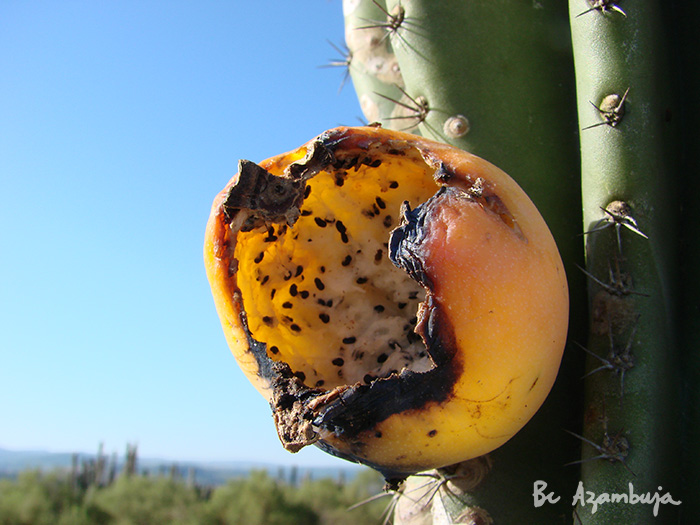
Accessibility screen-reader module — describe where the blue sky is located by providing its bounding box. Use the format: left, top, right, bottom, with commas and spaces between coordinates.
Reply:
0, 1, 364, 468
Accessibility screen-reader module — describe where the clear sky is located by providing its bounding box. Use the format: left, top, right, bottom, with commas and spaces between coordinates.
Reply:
0, 1, 365, 468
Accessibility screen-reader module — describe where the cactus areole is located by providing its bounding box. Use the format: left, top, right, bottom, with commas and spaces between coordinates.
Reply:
204, 126, 568, 484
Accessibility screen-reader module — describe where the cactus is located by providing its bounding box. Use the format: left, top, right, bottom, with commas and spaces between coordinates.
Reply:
568, 1, 682, 522
336, 0, 694, 522
343, 0, 420, 131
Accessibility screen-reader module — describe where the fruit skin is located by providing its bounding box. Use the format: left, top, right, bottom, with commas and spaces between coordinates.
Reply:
204, 126, 568, 483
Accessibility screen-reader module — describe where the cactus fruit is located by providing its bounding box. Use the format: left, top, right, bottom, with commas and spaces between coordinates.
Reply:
204, 126, 568, 485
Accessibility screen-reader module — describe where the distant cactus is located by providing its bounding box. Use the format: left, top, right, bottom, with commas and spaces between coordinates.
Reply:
124, 443, 138, 478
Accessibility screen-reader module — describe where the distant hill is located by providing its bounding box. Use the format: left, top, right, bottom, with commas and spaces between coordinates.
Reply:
0, 447, 362, 486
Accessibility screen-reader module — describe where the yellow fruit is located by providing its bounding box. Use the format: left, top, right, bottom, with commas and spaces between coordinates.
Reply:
204, 126, 568, 484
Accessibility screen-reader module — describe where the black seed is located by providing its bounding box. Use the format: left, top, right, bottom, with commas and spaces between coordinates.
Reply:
383, 215, 393, 228
341, 232, 349, 244
375, 196, 386, 209
270, 289, 276, 299
294, 371, 306, 382
289, 284, 298, 296
410, 316, 418, 325
356, 277, 368, 284
269, 345, 279, 354
364, 374, 374, 384
326, 299, 333, 307
389, 181, 399, 189
363, 208, 376, 218
317, 298, 326, 306
342, 255, 352, 266
334, 176, 345, 187
290, 323, 302, 332
314, 217, 327, 228
264, 227, 278, 242
282, 301, 293, 309
320, 266, 325, 273
407, 331, 421, 343
332, 357, 344, 366
295, 265, 303, 277
374, 249, 383, 262
343, 336, 357, 344
300, 290, 309, 299
398, 302, 407, 309
314, 278, 325, 290
408, 291, 419, 299
335, 221, 347, 234
254, 252, 264, 263
374, 305, 385, 313
263, 316, 274, 326
375, 431, 383, 438
283, 271, 292, 281
304, 185, 311, 198
319, 313, 330, 323
315, 379, 325, 387
300, 209, 312, 216
428, 430, 438, 437
261, 275, 270, 285
369, 158, 382, 167
377, 353, 388, 363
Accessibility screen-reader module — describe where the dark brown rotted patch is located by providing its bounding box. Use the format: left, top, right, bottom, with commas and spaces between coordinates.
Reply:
310, 299, 461, 440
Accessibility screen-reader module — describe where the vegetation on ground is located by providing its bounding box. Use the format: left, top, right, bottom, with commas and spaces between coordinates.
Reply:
0, 465, 386, 525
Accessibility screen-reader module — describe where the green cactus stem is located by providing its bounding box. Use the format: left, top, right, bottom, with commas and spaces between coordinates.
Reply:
350, 1, 587, 522
382, 0, 582, 252
342, 0, 419, 131
568, 0, 682, 522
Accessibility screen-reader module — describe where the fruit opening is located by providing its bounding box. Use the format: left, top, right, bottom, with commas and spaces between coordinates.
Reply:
233, 150, 440, 390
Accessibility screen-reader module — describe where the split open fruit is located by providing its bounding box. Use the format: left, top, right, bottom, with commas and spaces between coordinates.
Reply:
204, 126, 568, 484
